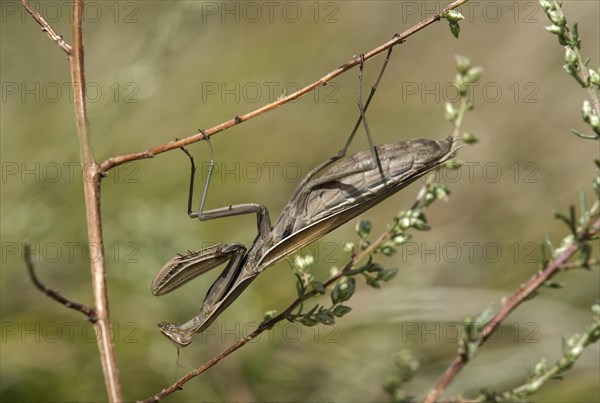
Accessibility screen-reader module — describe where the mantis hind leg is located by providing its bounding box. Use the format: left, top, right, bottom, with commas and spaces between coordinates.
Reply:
337, 41, 396, 164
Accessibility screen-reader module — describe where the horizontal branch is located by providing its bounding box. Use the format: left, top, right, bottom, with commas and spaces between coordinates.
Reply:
100, 0, 469, 173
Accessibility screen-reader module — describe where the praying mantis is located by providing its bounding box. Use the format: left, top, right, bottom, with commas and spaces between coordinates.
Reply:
151, 49, 458, 348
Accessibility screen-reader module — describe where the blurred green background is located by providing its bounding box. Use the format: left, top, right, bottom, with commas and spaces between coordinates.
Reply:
1, 1, 599, 401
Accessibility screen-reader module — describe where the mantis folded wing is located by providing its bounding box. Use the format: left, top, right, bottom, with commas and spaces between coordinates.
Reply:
152, 136, 456, 347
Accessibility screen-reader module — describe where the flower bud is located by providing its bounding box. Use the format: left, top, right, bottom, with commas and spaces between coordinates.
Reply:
539, 0, 552, 12
455, 54, 471, 75
564, 47, 578, 64
444, 10, 464, 22
464, 67, 483, 83
548, 10, 566, 26
544, 24, 563, 35
589, 68, 600, 87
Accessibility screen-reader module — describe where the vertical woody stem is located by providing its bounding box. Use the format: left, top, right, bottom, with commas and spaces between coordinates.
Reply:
69, 0, 122, 400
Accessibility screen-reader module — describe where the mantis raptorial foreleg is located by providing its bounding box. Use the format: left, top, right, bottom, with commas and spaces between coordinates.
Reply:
152, 243, 246, 296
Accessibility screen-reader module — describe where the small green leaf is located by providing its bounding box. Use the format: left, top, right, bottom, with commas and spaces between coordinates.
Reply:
448, 21, 460, 39
366, 262, 384, 273
365, 275, 381, 289
378, 268, 399, 282
316, 310, 335, 325
298, 316, 318, 327
463, 316, 477, 341
310, 280, 326, 294
292, 303, 304, 316
572, 23, 581, 49
332, 305, 352, 317
572, 128, 600, 139
306, 304, 319, 316
356, 219, 372, 238
412, 219, 431, 231
474, 305, 496, 329
294, 273, 305, 297
578, 243, 592, 268
331, 278, 356, 304
344, 261, 374, 276
462, 132, 479, 144
467, 341, 479, 360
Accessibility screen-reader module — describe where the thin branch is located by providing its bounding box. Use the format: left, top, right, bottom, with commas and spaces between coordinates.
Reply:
24, 243, 96, 321
100, 0, 470, 173
68, 0, 122, 401
21, 0, 121, 398
20, 0, 72, 55
424, 217, 600, 403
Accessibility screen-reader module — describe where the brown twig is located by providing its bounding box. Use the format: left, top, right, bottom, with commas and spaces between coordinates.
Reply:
68, 1, 122, 401
100, 0, 470, 173
20, 0, 72, 55
424, 217, 600, 403
24, 243, 96, 321
21, 0, 122, 399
